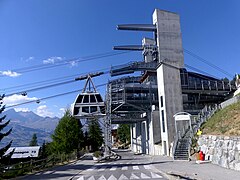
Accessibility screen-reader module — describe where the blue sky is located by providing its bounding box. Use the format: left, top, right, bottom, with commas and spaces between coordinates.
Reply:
0, 0, 240, 117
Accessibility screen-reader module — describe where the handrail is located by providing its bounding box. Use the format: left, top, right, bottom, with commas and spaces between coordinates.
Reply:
173, 104, 220, 160
172, 135, 178, 160
192, 104, 220, 136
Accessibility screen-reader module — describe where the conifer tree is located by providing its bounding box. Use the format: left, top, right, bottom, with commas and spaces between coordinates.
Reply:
40, 141, 47, 159
88, 119, 103, 152
29, 133, 38, 146
83, 131, 89, 148
117, 124, 131, 144
0, 94, 14, 165
51, 109, 84, 154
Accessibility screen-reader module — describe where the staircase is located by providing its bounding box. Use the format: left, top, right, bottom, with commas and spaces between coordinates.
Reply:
173, 105, 220, 161
174, 138, 189, 160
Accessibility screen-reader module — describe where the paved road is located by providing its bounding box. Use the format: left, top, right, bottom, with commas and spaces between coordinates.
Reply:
22, 150, 167, 180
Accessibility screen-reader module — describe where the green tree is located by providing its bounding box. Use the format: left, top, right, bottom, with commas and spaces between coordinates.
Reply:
0, 94, 14, 165
40, 141, 47, 159
117, 124, 131, 144
88, 119, 103, 152
29, 133, 38, 146
221, 77, 229, 83
51, 110, 84, 154
83, 131, 89, 148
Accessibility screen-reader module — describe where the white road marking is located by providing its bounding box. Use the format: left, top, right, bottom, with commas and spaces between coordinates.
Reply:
151, 172, 163, 178
98, 167, 106, 171
132, 166, 139, 170
121, 166, 128, 170
109, 167, 117, 171
143, 165, 152, 170
87, 176, 95, 180
108, 175, 117, 180
86, 167, 96, 171
98, 175, 107, 180
118, 174, 128, 180
140, 173, 150, 179
130, 173, 140, 179
77, 176, 84, 180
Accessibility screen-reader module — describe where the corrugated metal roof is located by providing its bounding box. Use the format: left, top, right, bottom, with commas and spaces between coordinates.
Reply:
4, 146, 41, 159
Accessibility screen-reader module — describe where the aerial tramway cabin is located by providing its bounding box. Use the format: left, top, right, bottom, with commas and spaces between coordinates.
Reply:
73, 73, 105, 119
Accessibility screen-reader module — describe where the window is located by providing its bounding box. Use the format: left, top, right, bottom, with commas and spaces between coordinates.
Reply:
76, 95, 83, 103
83, 95, 89, 103
90, 106, 97, 113
74, 107, 79, 115
160, 96, 163, 107
90, 95, 96, 103
161, 110, 165, 132
96, 94, 103, 102
82, 107, 89, 113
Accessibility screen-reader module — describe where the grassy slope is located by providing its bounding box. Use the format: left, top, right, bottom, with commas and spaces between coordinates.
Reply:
201, 100, 240, 136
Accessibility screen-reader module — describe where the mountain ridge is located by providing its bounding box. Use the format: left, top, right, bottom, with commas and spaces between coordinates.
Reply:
1, 109, 60, 147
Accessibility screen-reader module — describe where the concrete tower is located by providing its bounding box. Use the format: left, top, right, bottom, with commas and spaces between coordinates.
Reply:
153, 9, 184, 155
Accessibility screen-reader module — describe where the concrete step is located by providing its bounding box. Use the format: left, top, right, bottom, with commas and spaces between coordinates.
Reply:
175, 148, 188, 150
177, 148, 188, 150
174, 154, 189, 158
174, 155, 188, 158
174, 157, 189, 160
174, 152, 188, 154
174, 152, 188, 155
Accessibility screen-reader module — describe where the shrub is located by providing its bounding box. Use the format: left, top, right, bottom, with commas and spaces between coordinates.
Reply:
93, 151, 101, 158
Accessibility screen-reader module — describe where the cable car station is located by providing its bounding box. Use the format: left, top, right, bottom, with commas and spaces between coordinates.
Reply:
73, 9, 236, 160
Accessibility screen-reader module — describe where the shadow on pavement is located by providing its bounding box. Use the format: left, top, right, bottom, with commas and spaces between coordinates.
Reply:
18, 163, 93, 179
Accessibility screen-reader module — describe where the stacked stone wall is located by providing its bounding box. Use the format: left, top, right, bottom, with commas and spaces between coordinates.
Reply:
198, 135, 240, 171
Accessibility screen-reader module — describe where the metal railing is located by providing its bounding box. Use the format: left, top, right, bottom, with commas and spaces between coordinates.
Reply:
192, 104, 220, 135
173, 104, 220, 160
172, 135, 178, 159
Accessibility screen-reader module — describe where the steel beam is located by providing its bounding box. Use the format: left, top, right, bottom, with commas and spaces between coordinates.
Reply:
117, 24, 156, 32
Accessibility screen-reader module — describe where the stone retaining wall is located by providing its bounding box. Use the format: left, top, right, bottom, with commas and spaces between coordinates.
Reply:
198, 135, 240, 171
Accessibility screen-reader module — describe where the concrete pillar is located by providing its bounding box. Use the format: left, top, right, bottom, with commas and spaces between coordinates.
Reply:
130, 124, 133, 151
131, 123, 137, 152
131, 122, 143, 154
153, 9, 184, 156
148, 111, 154, 155
141, 121, 147, 154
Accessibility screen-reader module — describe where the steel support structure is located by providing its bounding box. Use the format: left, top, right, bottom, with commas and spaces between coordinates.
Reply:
104, 83, 112, 151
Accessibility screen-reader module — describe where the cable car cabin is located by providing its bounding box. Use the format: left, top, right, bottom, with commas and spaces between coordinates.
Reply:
73, 92, 105, 118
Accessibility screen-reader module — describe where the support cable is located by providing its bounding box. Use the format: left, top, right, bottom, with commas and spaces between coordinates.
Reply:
184, 49, 233, 78
184, 64, 219, 79
1, 68, 110, 93
0, 51, 130, 77
5, 83, 107, 109
4, 70, 109, 97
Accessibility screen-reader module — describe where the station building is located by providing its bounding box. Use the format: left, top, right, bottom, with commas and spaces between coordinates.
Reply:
106, 9, 235, 156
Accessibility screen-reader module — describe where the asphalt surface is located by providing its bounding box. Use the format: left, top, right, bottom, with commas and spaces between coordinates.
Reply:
21, 150, 167, 180
150, 155, 240, 180
19, 150, 240, 180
